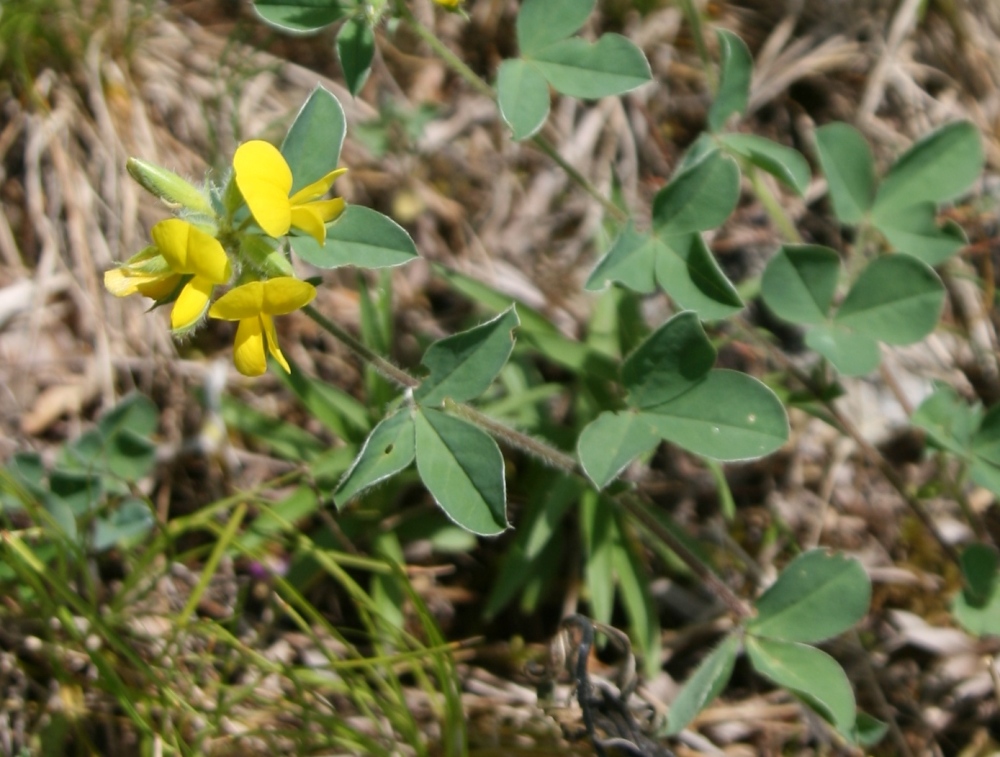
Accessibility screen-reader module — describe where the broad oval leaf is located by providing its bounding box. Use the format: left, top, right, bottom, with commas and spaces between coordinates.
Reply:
971, 404, 1000, 498
813, 122, 876, 224
873, 120, 984, 215
585, 223, 658, 294
414, 408, 508, 536
99, 392, 159, 438
834, 255, 945, 345
665, 634, 740, 734
642, 369, 789, 461
577, 411, 660, 489
497, 59, 550, 141
654, 233, 744, 320
50, 470, 103, 516
291, 205, 418, 268
745, 636, 857, 735
873, 201, 967, 266
952, 544, 1000, 637
708, 29, 752, 132
435, 264, 618, 381
335, 411, 416, 506
761, 245, 840, 325
516, 0, 594, 57
804, 324, 880, 377
911, 384, 980, 457
960, 543, 999, 604
337, 18, 375, 97
281, 85, 346, 193
652, 150, 741, 236
719, 133, 811, 196
93, 498, 155, 552
531, 35, 652, 99
749, 549, 871, 643
253, 0, 349, 33
623, 312, 716, 410
973, 403, 1000, 470
415, 307, 520, 406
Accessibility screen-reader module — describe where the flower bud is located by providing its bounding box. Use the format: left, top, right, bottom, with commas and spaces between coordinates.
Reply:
241, 234, 295, 278
127, 158, 214, 216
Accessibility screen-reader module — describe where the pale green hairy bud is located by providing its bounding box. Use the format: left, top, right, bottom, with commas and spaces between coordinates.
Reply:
127, 158, 214, 216
240, 234, 295, 278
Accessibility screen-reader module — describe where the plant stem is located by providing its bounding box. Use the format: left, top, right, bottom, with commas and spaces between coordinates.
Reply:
734, 319, 962, 565
305, 304, 750, 621
748, 168, 802, 243
444, 399, 579, 472
621, 493, 752, 619
303, 305, 418, 390
676, 0, 713, 92
393, 1, 495, 100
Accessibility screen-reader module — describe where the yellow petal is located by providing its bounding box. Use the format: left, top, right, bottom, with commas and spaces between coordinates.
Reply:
151, 220, 230, 283
261, 277, 317, 315
234, 140, 294, 238
151, 218, 194, 270
232, 316, 267, 376
171, 276, 214, 330
288, 167, 347, 205
308, 198, 346, 224
136, 274, 183, 301
209, 281, 265, 321
261, 314, 290, 373
104, 267, 149, 297
104, 266, 181, 299
289, 205, 328, 245
185, 228, 232, 284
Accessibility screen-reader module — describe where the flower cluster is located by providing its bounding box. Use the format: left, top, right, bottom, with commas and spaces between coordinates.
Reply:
106, 141, 346, 376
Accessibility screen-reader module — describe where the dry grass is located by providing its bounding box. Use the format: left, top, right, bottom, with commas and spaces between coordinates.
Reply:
2, 0, 1000, 754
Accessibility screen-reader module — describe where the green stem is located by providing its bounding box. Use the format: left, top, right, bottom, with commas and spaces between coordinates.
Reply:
305, 304, 750, 620
748, 167, 802, 243
303, 305, 418, 390
530, 136, 629, 223
393, 1, 495, 101
677, 0, 713, 91
733, 318, 961, 565
444, 399, 579, 473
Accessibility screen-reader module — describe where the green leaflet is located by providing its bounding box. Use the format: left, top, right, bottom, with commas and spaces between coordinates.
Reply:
291, 206, 419, 269
416, 307, 520, 406
414, 408, 508, 536
281, 85, 346, 193
708, 29, 752, 132
746, 636, 857, 736
665, 634, 739, 734
335, 411, 416, 506
749, 550, 871, 643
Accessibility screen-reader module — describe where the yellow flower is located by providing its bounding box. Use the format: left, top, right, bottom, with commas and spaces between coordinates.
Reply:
151, 219, 233, 331
433, 0, 461, 6
233, 140, 346, 246
105, 220, 232, 331
208, 277, 317, 376
104, 246, 182, 301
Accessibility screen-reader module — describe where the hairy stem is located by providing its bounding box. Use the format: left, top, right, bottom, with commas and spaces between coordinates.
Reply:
303, 305, 419, 390
305, 304, 750, 620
